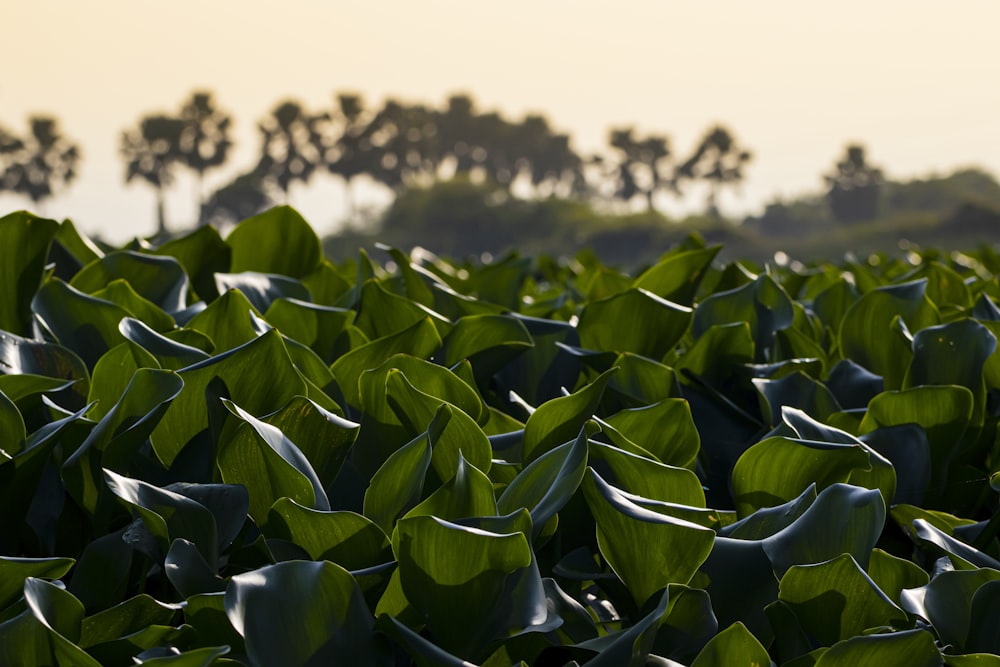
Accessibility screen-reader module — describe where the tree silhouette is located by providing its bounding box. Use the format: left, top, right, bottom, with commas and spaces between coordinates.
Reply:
1, 117, 80, 208
361, 99, 440, 191
0, 125, 24, 193
516, 116, 584, 197
256, 100, 326, 202
177, 92, 233, 223
608, 128, 675, 210
121, 114, 185, 236
825, 144, 883, 223
322, 94, 376, 221
678, 125, 752, 216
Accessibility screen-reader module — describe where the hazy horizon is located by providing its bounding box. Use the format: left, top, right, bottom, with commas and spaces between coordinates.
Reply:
3, 0, 999, 242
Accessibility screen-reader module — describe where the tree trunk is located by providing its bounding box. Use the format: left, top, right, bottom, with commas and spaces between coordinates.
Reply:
156, 189, 167, 237
344, 178, 356, 225
195, 171, 206, 226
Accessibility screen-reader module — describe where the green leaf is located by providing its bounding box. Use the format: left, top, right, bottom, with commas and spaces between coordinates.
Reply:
908, 519, 1000, 570
603, 352, 682, 410
689, 621, 770, 667
578, 289, 692, 360
353, 354, 484, 478
904, 319, 996, 425
911, 568, 1000, 652
119, 317, 211, 370
966, 580, 1000, 654
860, 385, 973, 505
385, 371, 492, 480
675, 322, 755, 385
153, 223, 232, 302
64, 367, 183, 518
522, 367, 617, 463
261, 395, 358, 488
225, 559, 389, 666
839, 280, 939, 388
104, 469, 219, 563
183, 592, 245, 655
355, 279, 452, 340
88, 279, 176, 332
0, 556, 75, 611
70, 250, 190, 313
301, 260, 351, 306
812, 629, 942, 667
582, 468, 715, 607
86, 342, 159, 421
692, 274, 794, 362
330, 316, 442, 409
0, 391, 25, 458
777, 554, 907, 647
164, 537, 225, 597
602, 398, 700, 469
497, 424, 590, 532
215, 271, 312, 314
363, 429, 433, 534
633, 246, 721, 306
442, 314, 534, 384
32, 279, 131, 368
589, 442, 705, 506
53, 218, 102, 269
753, 372, 841, 426
218, 398, 330, 522
266, 498, 391, 569
263, 298, 354, 363
0, 211, 59, 335
79, 594, 181, 647
393, 514, 533, 660
225, 206, 322, 278
402, 451, 498, 522
867, 548, 929, 607
186, 287, 263, 352
151, 329, 306, 466
761, 483, 885, 577
361, 353, 484, 424
22, 578, 102, 667
732, 436, 871, 517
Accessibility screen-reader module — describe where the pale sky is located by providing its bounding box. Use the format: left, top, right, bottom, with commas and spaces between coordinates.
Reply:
2, 0, 998, 243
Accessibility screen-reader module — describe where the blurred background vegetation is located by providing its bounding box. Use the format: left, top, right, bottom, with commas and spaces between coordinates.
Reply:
3, 89, 999, 267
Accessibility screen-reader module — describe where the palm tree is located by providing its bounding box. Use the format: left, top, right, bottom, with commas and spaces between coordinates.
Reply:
1, 117, 80, 209
121, 114, 185, 236
677, 125, 752, 216
177, 91, 233, 223
256, 100, 326, 203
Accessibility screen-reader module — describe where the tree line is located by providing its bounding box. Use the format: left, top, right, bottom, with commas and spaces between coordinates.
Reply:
0, 91, 756, 231
1, 89, 908, 234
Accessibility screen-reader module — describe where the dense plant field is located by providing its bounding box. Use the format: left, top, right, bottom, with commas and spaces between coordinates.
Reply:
2, 206, 1000, 666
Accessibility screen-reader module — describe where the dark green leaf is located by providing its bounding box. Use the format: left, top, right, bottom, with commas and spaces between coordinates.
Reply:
579, 289, 692, 360
0, 211, 59, 336
225, 560, 389, 666
70, 250, 189, 313
582, 468, 715, 607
